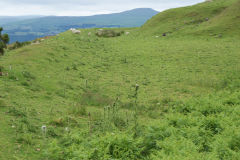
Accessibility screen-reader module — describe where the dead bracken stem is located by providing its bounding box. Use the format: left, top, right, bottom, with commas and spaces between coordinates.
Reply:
126, 111, 129, 127
88, 112, 92, 135
112, 97, 119, 120
85, 79, 88, 88
133, 84, 139, 138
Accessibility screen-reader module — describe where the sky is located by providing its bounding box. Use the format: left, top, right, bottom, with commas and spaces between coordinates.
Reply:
0, 0, 205, 16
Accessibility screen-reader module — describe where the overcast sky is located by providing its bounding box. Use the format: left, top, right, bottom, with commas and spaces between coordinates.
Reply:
0, 0, 204, 16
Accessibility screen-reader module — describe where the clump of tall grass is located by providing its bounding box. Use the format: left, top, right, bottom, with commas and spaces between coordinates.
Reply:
22, 71, 35, 80
0, 65, 4, 72
102, 97, 128, 131
70, 103, 87, 116
8, 107, 27, 117
0, 99, 6, 108
80, 90, 113, 107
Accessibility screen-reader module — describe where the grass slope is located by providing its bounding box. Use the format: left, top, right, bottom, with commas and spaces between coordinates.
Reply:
0, 0, 240, 159
142, 0, 240, 38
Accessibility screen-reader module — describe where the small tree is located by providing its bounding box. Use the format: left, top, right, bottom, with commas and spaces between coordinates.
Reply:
0, 27, 9, 55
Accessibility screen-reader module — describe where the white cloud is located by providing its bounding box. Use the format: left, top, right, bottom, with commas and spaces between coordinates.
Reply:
0, 0, 204, 16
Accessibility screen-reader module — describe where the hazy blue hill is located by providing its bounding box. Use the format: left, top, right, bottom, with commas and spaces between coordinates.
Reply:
0, 15, 44, 25
2, 8, 158, 43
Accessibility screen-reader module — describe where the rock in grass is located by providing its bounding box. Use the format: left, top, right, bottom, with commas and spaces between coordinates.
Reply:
70, 28, 81, 34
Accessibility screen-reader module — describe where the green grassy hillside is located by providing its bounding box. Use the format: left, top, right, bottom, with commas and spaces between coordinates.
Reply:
141, 0, 240, 38
0, 1, 240, 159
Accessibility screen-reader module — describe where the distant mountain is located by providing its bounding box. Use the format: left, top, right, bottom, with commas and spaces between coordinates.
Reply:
0, 15, 44, 25
1, 8, 158, 43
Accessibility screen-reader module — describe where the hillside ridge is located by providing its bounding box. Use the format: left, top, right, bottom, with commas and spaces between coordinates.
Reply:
141, 0, 240, 37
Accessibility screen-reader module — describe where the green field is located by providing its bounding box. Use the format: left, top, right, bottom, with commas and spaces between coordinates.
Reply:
0, 0, 240, 159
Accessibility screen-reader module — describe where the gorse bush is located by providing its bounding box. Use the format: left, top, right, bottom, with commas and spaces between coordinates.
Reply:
8, 41, 31, 50
0, 27, 9, 55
